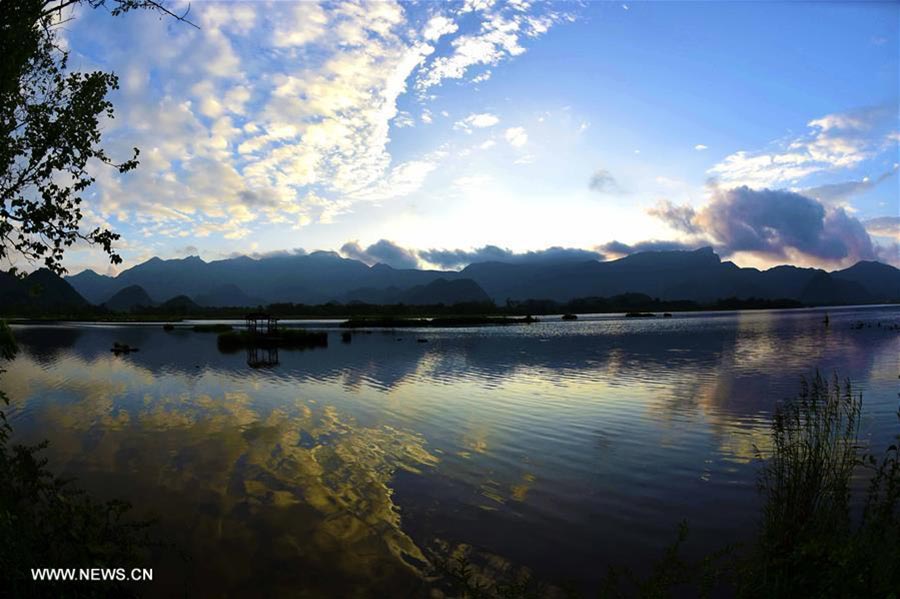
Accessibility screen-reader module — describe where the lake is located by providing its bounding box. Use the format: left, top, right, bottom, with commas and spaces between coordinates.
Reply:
3, 305, 899, 596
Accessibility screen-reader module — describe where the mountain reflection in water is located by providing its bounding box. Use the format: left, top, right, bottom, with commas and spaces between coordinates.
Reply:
3, 306, 899, 596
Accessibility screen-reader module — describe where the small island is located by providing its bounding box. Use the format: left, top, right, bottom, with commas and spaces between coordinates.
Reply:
215, 313, 327, 352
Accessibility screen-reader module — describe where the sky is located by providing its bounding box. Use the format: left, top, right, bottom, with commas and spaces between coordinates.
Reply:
56, 0, 899, 274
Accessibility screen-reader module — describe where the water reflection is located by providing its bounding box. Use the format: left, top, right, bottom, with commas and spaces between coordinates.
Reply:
5, 354, 436, 596
246, 345, 279, 368
3, 306, 899, 595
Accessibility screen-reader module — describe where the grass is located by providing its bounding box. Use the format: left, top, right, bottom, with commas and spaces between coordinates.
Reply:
216, 328, 328, 352
737, 372, 900, 597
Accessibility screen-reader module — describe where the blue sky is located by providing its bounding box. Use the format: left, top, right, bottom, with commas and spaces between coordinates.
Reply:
59, 0, 898, 273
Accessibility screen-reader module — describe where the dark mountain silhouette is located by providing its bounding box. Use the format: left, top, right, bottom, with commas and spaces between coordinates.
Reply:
157, 295, 201, 314
341, 278, 491, 305
103, 285, 155, 312
400, 278, 491, 305
61, 248, 900, 308
65, 268, 120, 304
0, 271, 29, 307
831, 261, 900, 303
798, 272, 873, 306
0, 269, 90, 312
193, 284, 264, 308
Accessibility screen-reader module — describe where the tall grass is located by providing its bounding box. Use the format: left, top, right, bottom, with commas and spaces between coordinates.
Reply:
750, 373, 860, 592
740, 372, 900, 597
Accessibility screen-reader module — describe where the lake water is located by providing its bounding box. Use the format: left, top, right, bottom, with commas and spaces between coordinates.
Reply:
3, 306, 899, 596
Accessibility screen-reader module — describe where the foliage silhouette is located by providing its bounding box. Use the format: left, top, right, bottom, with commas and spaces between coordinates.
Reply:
0, 1, 192, 276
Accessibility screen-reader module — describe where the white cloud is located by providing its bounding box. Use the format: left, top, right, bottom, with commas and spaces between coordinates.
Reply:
416, 2, 574, 91
504, 126, 528, 147
694, 144, 708, 151
865, 217, 900, 241
347, 157, 441, 203
454, 112, 500, 131
56, 0, 579, 271
272, 2, 329, 47
422, 14, 458, 41
709, 105, 898, 188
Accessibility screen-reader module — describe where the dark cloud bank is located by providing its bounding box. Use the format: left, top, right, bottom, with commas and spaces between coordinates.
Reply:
340, 240, 420, 269
419, 246, 605, 269
332, 186, 892, 270
651, 186, 882, 264
339, 241, 605, 270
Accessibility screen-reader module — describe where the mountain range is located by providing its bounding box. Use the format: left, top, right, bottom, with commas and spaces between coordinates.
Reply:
1, 248, 897, 313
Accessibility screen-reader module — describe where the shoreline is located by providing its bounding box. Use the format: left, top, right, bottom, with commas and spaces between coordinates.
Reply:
4, 302, 898, 326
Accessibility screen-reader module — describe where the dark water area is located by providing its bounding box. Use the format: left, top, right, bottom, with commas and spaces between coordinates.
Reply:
3, 306, 899, 596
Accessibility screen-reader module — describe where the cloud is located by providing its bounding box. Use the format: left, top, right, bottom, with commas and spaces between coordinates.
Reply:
271, 2, 328, 47
694, 144, 708, 151
865, 216, 900, 241
504, 127, 528, 147
422, 14, 458, 41
346, 156, 441, 202
648, 186, 881, 265
588, 169, 619, 193
803, 164, 899, 205
454, 112, 500, 131
340, 239, 420, 269
471, 70, 492, 83
229, 248, 309, 260
709, 105, 899, 188
60, 0, 578, 261
698, 187, 876, 263
416, 2, 575, 91
419, 245, 603, 269
875, 242, 900, 266
174, 245, 200, 257
646, 200, 700, 234
600, 240, 699, 257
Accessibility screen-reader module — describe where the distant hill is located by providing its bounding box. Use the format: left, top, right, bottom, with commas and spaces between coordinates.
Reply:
0, 269, 90, 313
798, 272, 873, 306
103, 285, 155, 312
194, 284, 264, 308
158, 295, 201, 314
398, 278, 491, 305
832, 261, 900, 303
0, 271, 29, 307
65, 268, 119, 305
341, 278, 491, 305
61, 248, 900, 309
